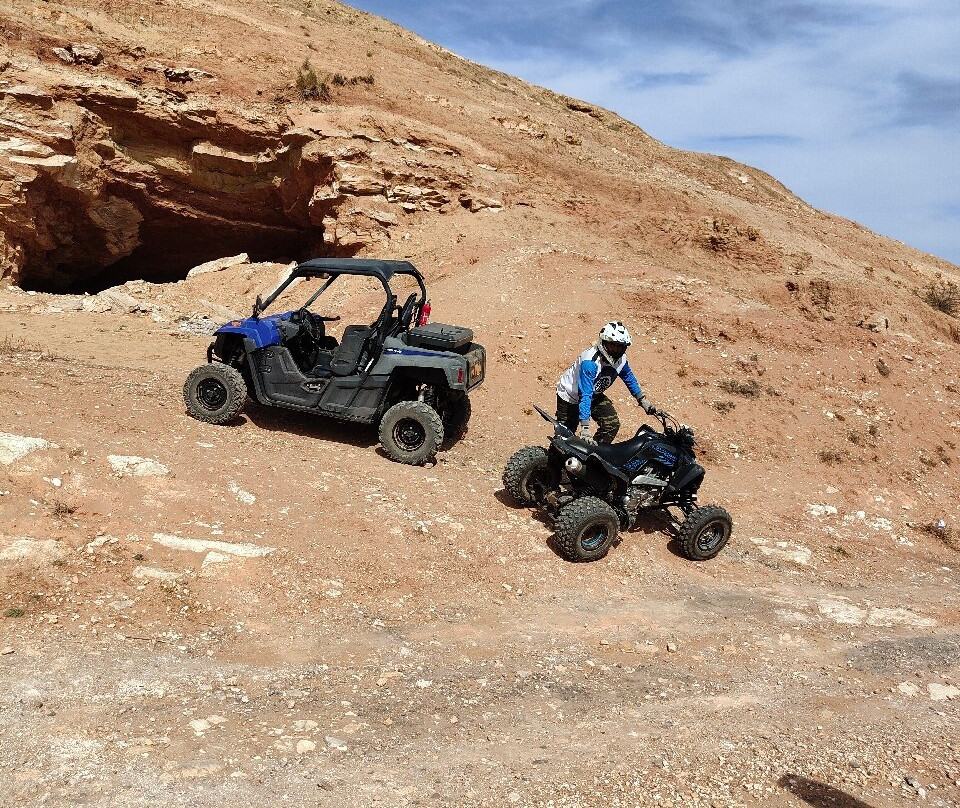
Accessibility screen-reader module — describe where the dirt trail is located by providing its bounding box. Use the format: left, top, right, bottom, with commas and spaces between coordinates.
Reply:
2, 258, 959, 806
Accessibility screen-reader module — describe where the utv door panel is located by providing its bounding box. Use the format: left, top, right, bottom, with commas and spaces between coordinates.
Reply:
255, 347, 323, 408
319, 375, 389, 422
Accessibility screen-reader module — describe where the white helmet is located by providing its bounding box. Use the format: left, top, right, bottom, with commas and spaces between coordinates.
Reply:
598, 321, 632, 346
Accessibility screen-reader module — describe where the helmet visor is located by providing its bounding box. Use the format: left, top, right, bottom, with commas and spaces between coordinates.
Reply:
601, 340, 627, 360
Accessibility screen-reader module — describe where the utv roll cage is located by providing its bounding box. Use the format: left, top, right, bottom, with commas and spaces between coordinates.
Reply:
253, 258, 427, 319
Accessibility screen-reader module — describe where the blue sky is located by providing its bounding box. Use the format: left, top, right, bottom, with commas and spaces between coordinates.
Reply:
345, 1, 960, 266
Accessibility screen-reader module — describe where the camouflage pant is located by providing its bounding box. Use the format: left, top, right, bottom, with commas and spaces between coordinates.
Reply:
556, 394, 621, 444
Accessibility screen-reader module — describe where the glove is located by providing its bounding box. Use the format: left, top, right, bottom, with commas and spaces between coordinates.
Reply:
638, 395, 657, 415
578, 421, 596, 443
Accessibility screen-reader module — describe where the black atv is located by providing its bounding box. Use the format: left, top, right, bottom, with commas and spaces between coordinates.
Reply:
502, 405, 732, 562
183, 258, 485, 465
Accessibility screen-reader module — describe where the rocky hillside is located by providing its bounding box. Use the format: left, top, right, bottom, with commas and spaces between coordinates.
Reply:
1, 2, 959, 807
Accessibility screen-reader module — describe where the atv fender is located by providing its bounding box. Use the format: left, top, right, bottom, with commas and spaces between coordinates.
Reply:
666, 462, 705, 495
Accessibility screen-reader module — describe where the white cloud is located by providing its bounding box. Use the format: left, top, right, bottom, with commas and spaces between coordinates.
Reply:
349, 0, 960, 263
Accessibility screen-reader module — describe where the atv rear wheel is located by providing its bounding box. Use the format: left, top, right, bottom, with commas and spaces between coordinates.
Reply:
184, 363, 247, 425
554, 496, 620, 562
379, 401, 444, 465
502, 446, 558, 506
677, 505, 732, 561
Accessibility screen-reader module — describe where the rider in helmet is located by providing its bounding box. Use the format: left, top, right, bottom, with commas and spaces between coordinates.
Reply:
555, 321, 659, 443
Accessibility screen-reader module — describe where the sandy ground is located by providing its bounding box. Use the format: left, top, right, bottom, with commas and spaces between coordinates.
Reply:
1, 248, 959, 807
1, 0, 959, 805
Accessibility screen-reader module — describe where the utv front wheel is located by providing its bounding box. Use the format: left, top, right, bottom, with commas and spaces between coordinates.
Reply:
677, 505, 732, 561
184, 363, 247, 425
502, 446, 558, 506
555, 496, 620, 562
379, 401, 444, 465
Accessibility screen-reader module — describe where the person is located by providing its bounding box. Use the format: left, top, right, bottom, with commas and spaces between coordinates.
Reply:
555, 321, 659, 443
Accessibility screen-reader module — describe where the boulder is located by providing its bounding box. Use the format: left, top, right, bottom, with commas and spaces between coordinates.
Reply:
186, 253, 250, 278
857, 311, 889, 332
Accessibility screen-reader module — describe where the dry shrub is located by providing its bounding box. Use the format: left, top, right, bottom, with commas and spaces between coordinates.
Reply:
711, 400, 736, 414
876, 358, 891, 377
817, 448, 845, 465
718, 378, 761, 398
295, 59, 330, 101
809, 278, 832, 308
693, 217, 761, 253
920, 520, 959, 552
47, 499, 77, 520
922, 280, 960, 317
0, 335, 27, 355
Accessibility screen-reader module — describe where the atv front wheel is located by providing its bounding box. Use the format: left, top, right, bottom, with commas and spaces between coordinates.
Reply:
677, 505, 732, 561
379, 401, 444, 465
555, 496, 620, 562
502, 446, 558, 506
184, 363, 247, 425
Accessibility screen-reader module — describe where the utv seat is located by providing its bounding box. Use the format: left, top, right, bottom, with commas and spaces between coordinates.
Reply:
310, 349, 335, 376
330, 325, 372, 376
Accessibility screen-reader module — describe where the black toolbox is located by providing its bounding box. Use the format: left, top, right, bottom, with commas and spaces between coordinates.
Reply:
405, 323, 474, 352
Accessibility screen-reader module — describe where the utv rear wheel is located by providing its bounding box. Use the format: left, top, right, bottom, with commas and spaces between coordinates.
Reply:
442, 394, 472, 445
379, 401, 444, 465
677, 505, 732, 561
502, 446, 558, 506
184, 363, 246, 425
555, 496, 620, 562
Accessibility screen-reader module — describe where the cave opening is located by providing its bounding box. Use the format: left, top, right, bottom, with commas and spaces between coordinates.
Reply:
67, 216, 318, 294
19, 214, 328, 295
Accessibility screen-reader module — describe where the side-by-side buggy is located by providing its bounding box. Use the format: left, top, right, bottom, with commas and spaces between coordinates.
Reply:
183, 258, 485, 465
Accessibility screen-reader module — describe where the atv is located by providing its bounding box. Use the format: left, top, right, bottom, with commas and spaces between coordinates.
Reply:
502, 405, 732, 562
183, 258, 485, 465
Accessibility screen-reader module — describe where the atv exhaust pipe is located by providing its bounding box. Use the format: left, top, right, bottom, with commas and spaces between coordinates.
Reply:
565, 456, 584, 476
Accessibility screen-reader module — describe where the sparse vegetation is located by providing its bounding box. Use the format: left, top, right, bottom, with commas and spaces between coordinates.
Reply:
817, 448, 845, 465
0, 335, 28, 355
711, 400, 736, 414
718, 378, 761, 398
876, 358, 891, 377
3, 607, 24, 618
295, 59, 329, 101
787, 251, 813, 272
694, 216, 761, 252
47, 499, 77, 520
809, 278, 832, 309
920, 519, 958, 551
295, 62, 373, 101
921, 280, 960, 316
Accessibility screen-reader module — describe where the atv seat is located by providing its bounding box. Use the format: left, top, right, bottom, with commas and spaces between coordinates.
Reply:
329, 325, 372, 376
592, 434, 651, 467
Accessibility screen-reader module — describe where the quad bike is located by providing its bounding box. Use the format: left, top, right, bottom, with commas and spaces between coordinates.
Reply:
502, 405, 732, 562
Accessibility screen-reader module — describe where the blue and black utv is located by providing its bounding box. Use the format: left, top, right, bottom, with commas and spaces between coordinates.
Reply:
183, 258, 485, 465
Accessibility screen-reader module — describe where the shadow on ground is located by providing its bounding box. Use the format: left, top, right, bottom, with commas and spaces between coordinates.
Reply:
242, 401, 378, 449
779, 774, 877, 808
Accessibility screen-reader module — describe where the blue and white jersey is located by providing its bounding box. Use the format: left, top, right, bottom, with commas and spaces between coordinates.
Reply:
557, 346, 644, 421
